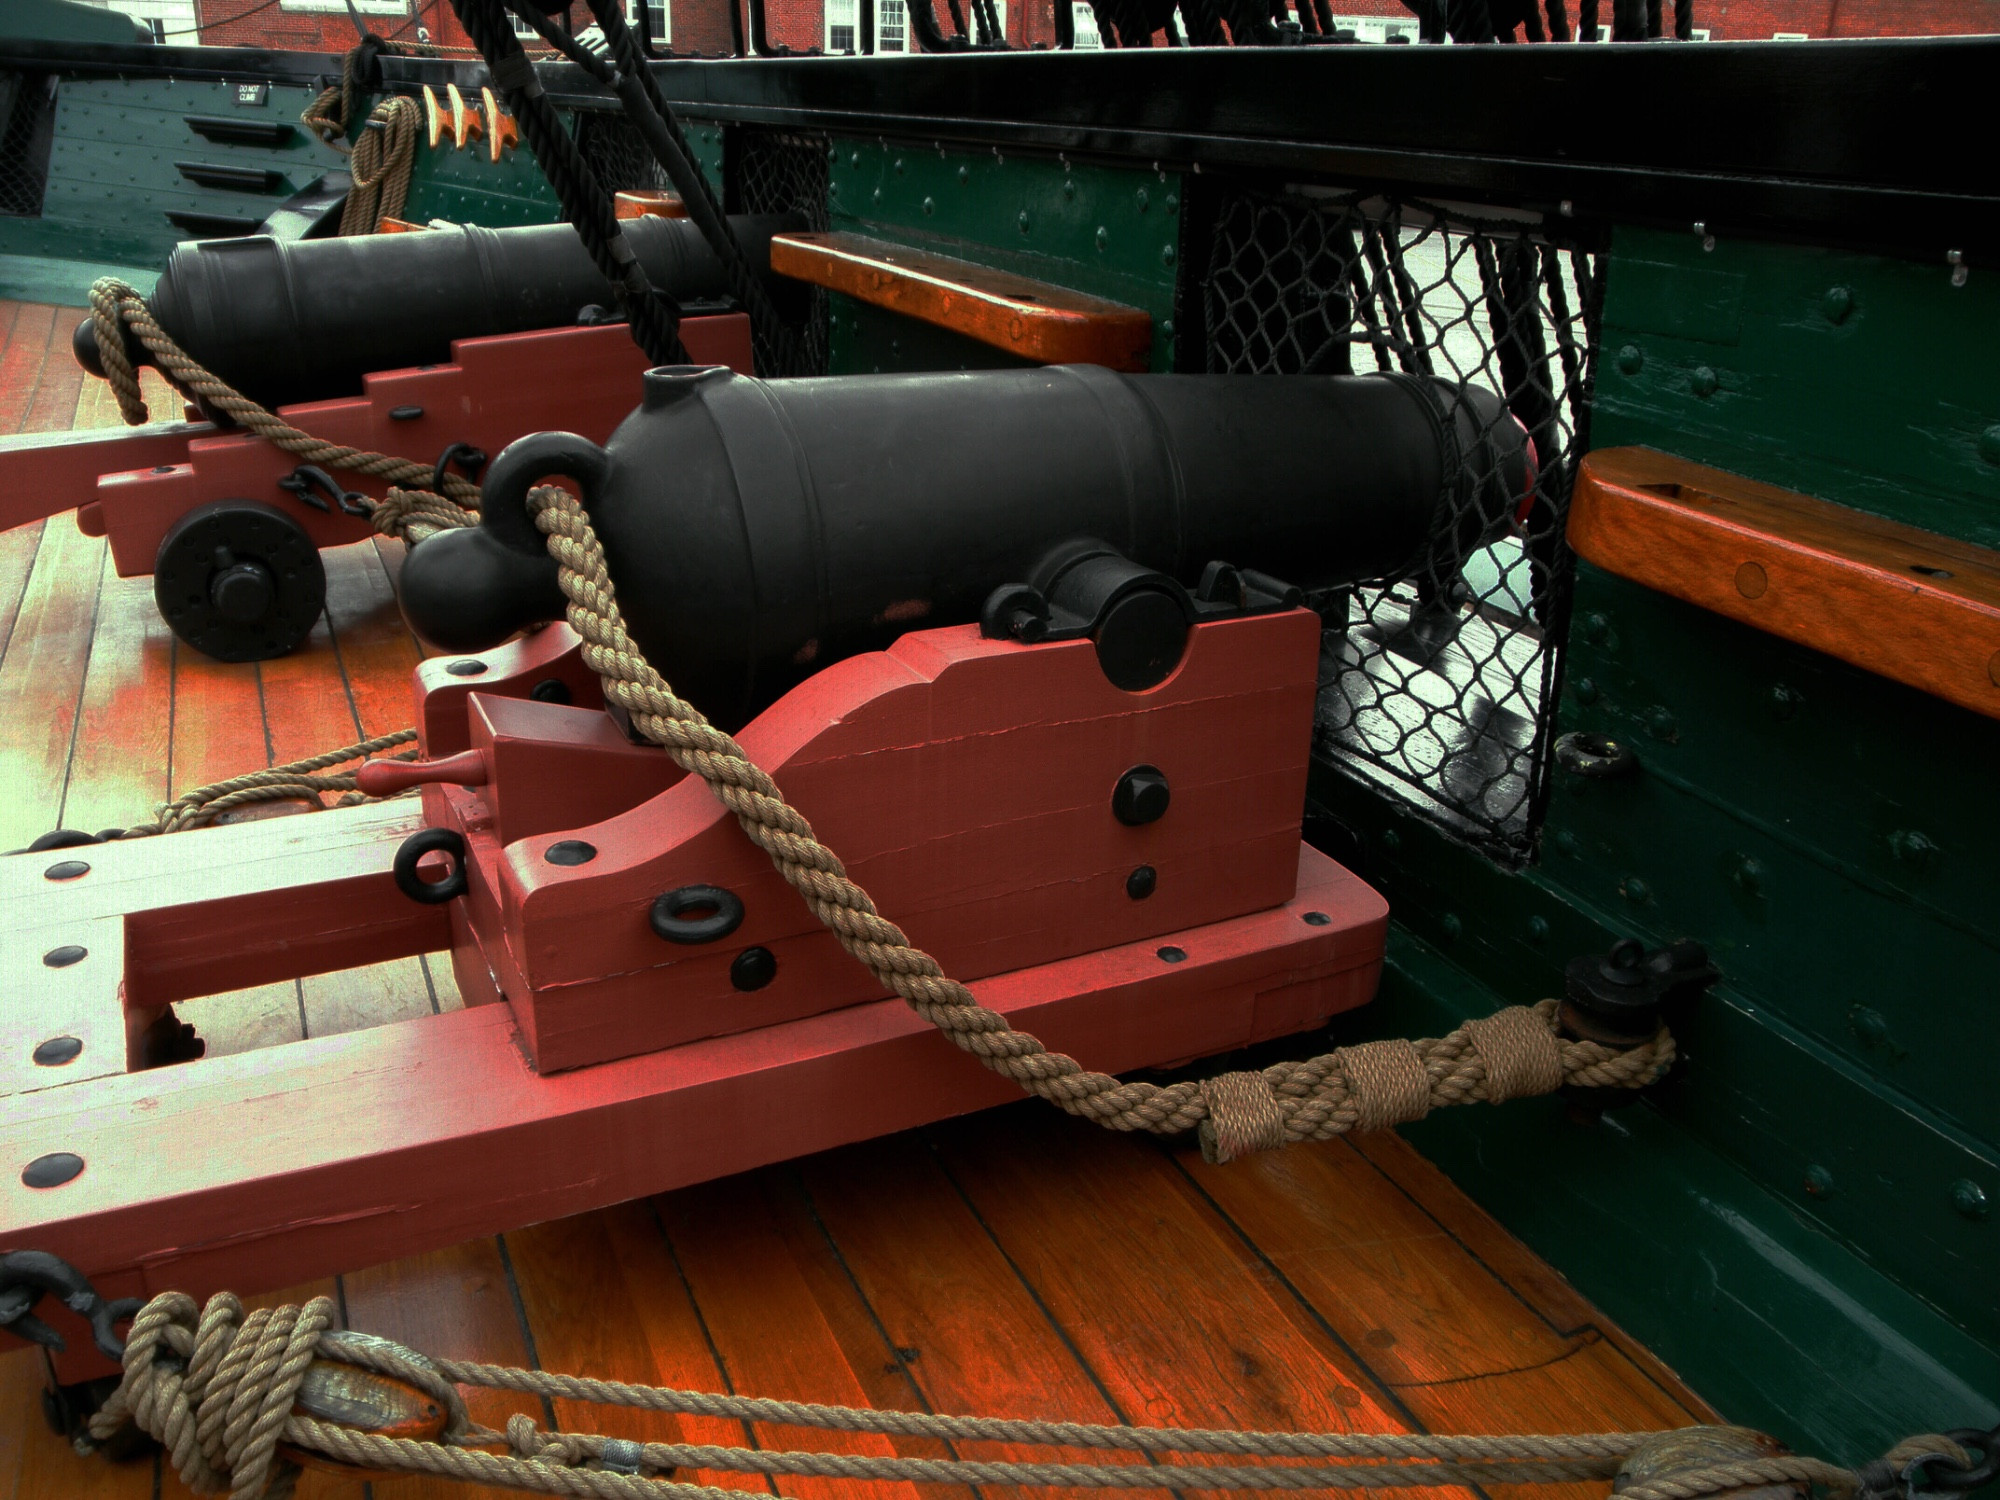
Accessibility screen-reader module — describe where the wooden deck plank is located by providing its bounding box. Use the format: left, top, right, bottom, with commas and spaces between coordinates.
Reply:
20, 309, 86, 437
0, 520, 105, 850
507, 1200, 767, 1489
0, 1349, 157, 1500
60, 569, 174, 838
324, 541, 425, 735
797, 1133, 1152, 1500
928, 1109, 1463, 1476
0, 525, 47, 683
343, 1239, 537, 1500
1177, 1137, 1702, 1500
1349, 1133, 1717, 1423
656, 1173, 935, 1500
0, 304, 58, 435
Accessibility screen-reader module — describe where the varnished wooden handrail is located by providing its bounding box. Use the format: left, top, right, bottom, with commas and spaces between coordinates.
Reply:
769, 230, 1152, 370
1569, 447, 2000, 720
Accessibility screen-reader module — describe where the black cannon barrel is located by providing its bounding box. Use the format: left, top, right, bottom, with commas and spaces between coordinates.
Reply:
399, 364, 1533, 727
72, 213, 805, 409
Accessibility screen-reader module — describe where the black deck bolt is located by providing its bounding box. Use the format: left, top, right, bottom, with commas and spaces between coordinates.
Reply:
529, 677, 573, 704
389, 404, 425, 421
446, 660, 487, 677
1157, 946, 1186, 964
43, 861, 89, 882
1301, 910, 1331, 927
1126, 865, 1156, 900
21, 1153, 84, 1189
545, 840, 596, 866
33, 1037, 83, 1067
1112, 765, 1170, 826
43, 946, 87, 968
731, 947, 777, 991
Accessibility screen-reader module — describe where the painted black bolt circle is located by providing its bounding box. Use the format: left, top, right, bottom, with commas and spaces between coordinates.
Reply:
650, 885, 745, 945
21, 1153, 84, 1189
1126, 865, 1157, 900
1112, 765, 1171, 826
545, 840, 597, 866
392, 827, 469, 905
32, 1037, 82, 1067
730, 946, 778, 991
42, 861, 88, 882
1157, 946, 1187, 964
42, 946, 86, 967
529, 677, 573, 704
153, 500, 327, 663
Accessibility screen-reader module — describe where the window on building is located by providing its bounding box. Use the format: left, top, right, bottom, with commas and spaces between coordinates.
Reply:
826, 0, 858, 50
1689, 26, 1710, 38
1070, 1, 1101, 45
878, 0, 907, 51
1772, 30, 1808, 38
630, 0, 671, 42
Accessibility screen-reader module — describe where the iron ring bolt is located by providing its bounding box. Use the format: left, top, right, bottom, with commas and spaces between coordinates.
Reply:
392, 828, 469, 904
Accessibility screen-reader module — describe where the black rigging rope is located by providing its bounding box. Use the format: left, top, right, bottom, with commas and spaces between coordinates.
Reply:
448, 0, 687, 367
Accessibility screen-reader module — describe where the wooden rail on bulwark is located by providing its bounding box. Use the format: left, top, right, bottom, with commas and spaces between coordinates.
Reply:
769, 231, 1153, 370
1569, 447, 2000, 721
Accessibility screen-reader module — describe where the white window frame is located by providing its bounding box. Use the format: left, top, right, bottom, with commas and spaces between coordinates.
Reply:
631, 0, 670, 42
1070, 0, 1101, 45
876, 0, 907, 52
1772, 29, 1808, 38
825, 0, 858, 51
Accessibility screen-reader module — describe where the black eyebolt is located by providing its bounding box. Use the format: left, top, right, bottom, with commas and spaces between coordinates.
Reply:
1554, 730, 1638, 778
650, 885, 745, 945
392, 827, 469, 905
432, 442, 488, 494
0, 1250, 142, 1362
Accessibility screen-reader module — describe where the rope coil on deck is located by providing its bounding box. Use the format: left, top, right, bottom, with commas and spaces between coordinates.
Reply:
84, 1287, 1971, 1500
521, 483, 1676, 1161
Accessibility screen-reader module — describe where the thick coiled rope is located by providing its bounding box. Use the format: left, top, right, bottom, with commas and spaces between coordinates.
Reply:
522, 484, 1675, 1160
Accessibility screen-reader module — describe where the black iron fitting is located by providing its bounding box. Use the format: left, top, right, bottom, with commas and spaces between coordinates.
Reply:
1562, 936, 1717, 1048
0, 1251, 141, 1362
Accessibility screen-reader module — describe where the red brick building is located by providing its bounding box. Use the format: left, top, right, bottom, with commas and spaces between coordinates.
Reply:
172, 0, 1999, 57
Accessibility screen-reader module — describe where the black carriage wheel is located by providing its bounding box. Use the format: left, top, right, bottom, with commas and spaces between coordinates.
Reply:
153, 500, 328, 663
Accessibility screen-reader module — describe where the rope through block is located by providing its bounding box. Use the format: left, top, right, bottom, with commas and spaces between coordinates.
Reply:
84, 1288, 1963, 1500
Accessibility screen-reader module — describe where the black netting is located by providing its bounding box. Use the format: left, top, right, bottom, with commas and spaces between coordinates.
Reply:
1205, 187, 1598, 863
572, 109, 668, 192
0, 71, 57, 218
734, 127, 830, 376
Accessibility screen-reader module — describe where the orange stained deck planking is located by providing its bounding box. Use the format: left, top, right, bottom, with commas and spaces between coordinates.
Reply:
0, 300, 1715, 1500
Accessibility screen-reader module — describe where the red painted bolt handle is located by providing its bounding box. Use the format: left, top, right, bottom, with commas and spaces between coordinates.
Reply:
355, 748, 489, 797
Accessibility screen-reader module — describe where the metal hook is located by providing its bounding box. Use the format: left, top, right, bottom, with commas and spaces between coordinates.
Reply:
0, 1251, 141, 1362
279, 464, 370, 518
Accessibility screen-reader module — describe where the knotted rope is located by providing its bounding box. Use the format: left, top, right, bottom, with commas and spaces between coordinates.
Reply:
87, 1289, 1965, 1500
522, 485, 1675, 1161
118, 729, 418, 838
85, 278, 479, 541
